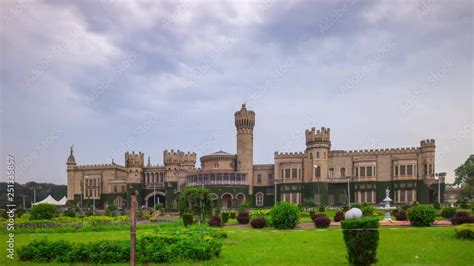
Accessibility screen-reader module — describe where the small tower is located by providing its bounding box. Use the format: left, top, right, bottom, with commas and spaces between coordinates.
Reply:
304, 127, 331, 182
66, 145, 76, 200
420, 139, 436, 179
235, 104, 255, 194
125, 151, 144, 184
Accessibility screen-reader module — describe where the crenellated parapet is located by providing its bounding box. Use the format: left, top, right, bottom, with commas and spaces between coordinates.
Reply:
235, 104, 255, 134
163, 149, 196, 165
274, 151, 305, 159
75, 163, 126, 170
305, 127, 331, 148
125, 151, 144, 168
420, 139, 436, 152
330, 147, 419, 157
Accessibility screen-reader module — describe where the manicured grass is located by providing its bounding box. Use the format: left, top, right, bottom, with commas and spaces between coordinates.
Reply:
1, 226, 473, 265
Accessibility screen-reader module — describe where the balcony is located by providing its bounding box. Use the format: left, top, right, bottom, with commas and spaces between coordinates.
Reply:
275, 178, 302, 184
187, 172, 247, 186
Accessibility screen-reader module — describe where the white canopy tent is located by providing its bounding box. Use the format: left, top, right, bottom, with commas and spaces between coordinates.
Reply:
32, 195, 65, 206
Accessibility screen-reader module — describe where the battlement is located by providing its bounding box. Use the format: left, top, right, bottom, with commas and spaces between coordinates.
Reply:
75, 163, 124, 170
234, 104, 255, 130
420, 139, 436, 147
125, 151, 144, 168
330, 147, 419, 157
163, 149, 196, 165
305, 127, 331, 145
274, 151, 305, 159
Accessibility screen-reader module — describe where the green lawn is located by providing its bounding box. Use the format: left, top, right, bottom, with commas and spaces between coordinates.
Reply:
1, 226, 473, 265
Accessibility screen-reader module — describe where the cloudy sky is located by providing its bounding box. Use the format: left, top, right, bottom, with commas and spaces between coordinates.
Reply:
1, 0, 472, 185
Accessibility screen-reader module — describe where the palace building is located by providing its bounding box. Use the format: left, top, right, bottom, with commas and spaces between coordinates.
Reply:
66, 104, 445, 210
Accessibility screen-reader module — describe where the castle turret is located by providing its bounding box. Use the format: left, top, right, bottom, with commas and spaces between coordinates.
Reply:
235, 104, 255, 194
420, 139, 436, 179
304, 127, 331, 182
125, 151, 144, 183
66, 145, 76, 200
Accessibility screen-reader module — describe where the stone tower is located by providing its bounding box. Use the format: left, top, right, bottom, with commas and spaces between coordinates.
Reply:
235, 104, 255, 194
66, 145, 76, 200
125, 151, 144, 184
419, 139, 436, 179
304, 127, 331, 182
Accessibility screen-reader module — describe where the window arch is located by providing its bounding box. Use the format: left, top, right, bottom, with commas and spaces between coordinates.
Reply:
340, 167, 346, 178
255, 192, 264, 207
310, 152, 313, 160
316, 151, 320, 159
236, 193, 246, 206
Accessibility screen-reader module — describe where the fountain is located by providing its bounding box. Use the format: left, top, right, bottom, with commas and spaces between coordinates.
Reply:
379, 187, 396, 221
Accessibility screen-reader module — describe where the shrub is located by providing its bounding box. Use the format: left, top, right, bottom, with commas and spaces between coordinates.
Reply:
341, 217, 380, 266
454, 224, 474, 240
342, 205, 350, 212
451, 211, 474, 225
221, 212, 229, 223
433, 202, 441, 210
401, 204, 411, 211
318, 205, 326, 212
149, 217, 158, 223
314, 216, 330, 228
208, 215, 223, 227
236, 211, 250, 224
311, 213, 326, 221
361, 205, 375, 216
334, 211, 345, 222
407, 205, 436, 227
30, 204, 57, 220
395, 210, 407, 221
440, 207, 457, 219
271, 202, 300, 229
182, 214, 193, 227
250, 217, 266, 229
229, 212, 236, 219
62, 208, 76, 218
178, 187, 212, 223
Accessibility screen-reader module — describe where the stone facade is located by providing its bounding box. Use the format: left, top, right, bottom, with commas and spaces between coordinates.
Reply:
66, 104, 445, 210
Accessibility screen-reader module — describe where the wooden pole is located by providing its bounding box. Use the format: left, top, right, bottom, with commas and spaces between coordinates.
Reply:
130, 191, 137, 266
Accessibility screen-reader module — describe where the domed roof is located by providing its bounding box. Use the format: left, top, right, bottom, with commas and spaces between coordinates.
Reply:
200, 150, 235, 162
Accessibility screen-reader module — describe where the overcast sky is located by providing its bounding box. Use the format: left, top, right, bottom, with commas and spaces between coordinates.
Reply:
1, 0, 472, 185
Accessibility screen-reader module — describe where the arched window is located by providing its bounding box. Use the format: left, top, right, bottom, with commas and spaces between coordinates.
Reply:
310, 153, 313, 160
214, 162, 219, 169
340, 167, 346, 178
255, 192, 264, 207
236, 193, 246, 206
316, 151, 320, 159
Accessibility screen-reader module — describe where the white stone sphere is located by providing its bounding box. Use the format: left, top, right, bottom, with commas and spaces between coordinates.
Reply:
345, 208, 363, 220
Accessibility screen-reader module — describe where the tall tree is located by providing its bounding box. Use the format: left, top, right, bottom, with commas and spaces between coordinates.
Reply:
454, 155, 474, 199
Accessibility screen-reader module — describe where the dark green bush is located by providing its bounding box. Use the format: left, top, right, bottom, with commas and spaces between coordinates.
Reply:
221, 212, 229, 223
407, 205, 436, 227
318, 205, 326, 212
229, 212, 236, 219
182, 214, 193, 227
432, 202, 441, 210
440, 207, 457, 218
454, 224, 474, 240
30, 204, 57, 220
361, 205, 375, 216
271, 202, 300, 229
62, 208, 76, 218
341, 217, 379, 266
309, 210, 316, 217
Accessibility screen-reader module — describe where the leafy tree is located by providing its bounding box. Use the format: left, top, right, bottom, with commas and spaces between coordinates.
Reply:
178, 187, 211, 224
454, 155, 474, 199
302, 197, 316, 208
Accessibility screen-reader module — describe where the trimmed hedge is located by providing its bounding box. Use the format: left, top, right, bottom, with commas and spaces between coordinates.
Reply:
229, 212, 236, 219
18, 225, 224, 263
341, 217, 379, 266
407, 205, 436, 227
271, 202, 300, 229
182, 214, 193, 227
454, 224, 474, 240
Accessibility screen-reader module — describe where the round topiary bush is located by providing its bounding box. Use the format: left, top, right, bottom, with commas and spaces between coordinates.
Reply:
182, 214, 193, 227
314, 216, 330, 228
236, 211, 250, 224
221, 212, 229, 224
441, 207, 457, 219
208, 215, 223, 227
250, 217, 266, 229
271, 202, 300, 229
310, 213, 325, 221
395, 210, 407, 221
334, 211, 345, 222
454, 224, 474, 240
451, 211, 474, 225
407, 205, 436, 227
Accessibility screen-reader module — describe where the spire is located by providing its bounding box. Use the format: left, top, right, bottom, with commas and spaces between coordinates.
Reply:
67, 145, 76, 164
147, 156, 151, 167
